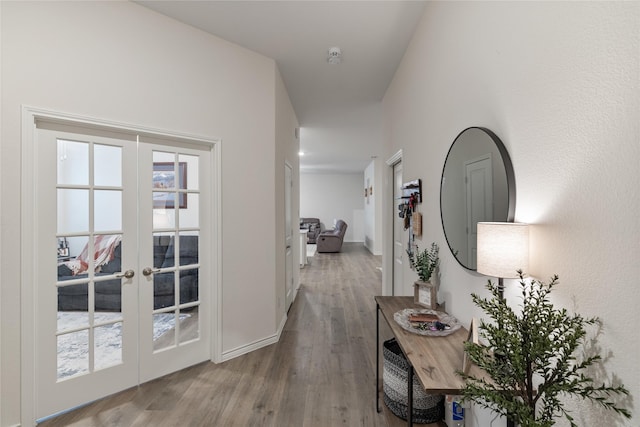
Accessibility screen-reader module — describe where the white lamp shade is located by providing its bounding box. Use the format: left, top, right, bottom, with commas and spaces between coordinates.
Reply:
476, 222, 529, 279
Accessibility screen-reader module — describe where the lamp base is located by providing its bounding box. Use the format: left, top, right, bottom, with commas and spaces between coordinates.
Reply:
498, 277, 505, 301
497, 276, 514, 427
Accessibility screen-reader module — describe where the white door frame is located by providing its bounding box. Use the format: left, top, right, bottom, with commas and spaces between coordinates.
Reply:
20, 106, 222, 426
383, 150, 403, 296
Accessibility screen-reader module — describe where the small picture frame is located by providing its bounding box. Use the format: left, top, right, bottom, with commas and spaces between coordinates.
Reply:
462, 318, 479, 374
153, 162, 188, 209
414, 281, 437, 310
57, 247, 69, 257
57, 237, 69, 257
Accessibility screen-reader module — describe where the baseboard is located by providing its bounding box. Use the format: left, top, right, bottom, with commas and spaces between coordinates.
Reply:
364, 241, 382, 256
221, 334, 279, 362
220, 315, 287, 362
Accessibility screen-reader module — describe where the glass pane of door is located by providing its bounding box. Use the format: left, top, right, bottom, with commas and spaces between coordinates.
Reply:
56, 137, 125, 381
150, 151, 201, 352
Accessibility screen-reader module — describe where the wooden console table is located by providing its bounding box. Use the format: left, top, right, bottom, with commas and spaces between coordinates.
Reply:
375, 296, 483, 426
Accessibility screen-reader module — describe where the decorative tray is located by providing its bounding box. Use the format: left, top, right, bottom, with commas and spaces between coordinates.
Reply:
393, 308, 462, 337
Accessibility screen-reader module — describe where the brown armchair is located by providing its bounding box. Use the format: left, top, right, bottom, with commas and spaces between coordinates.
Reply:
317, 220, 348, 253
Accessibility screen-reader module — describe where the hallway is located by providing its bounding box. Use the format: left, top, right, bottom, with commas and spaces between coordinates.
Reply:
40, 243, 438, 426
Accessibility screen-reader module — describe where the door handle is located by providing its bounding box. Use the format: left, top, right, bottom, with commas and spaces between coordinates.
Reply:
116, 269, 135, 279
142, 267, 161, 276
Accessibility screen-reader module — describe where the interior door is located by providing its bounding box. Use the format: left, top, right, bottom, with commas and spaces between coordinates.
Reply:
35, 127, 212, 420
465, 155, 493, 268
392, 162, 404, 295
138, 141, 211, 382
36, 128, 139, 419
284, 163, 294, 310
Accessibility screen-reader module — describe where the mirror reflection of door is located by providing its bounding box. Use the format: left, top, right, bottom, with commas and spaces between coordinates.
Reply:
34, 124, 212, 421
465, 155, 493, 268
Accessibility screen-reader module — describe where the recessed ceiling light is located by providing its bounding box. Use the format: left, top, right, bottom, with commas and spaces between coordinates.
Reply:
327, 47, 342, 65
299, 151, 305, 156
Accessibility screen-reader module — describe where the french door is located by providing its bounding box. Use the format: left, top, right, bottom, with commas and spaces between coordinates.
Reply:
34, 125, 212, 420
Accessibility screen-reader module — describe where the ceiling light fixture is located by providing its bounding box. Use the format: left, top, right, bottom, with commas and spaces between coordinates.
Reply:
298, 151, 305, 156
327, 47, 342, 65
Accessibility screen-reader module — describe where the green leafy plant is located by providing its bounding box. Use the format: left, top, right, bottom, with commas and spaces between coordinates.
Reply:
460, 271, 630, 427
408, 242, 439, 282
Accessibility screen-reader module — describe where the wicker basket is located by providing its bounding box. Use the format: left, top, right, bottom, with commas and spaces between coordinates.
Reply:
383, 338, 444, 423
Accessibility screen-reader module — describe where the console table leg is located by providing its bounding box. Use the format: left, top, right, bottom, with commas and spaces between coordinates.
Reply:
376, 303, 381, 413
407, 364, 414, 427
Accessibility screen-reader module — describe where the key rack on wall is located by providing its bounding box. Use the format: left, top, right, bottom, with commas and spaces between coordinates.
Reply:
398, 179, 423, 258
398, 179, 422, 221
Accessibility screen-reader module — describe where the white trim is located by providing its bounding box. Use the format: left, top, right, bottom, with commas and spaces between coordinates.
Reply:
221, 316, 287, 362
382, 150, 403, 296
23, 105, 217, 147
211, 138, 224, 364
0, 3, 3, 423
20, 106, 223, 425
385, 149, 403, 166
21, 107, 38, 427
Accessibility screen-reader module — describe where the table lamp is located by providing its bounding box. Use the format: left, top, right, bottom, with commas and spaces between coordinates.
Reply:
477, 222, 529, 427
476, 222, 530, 300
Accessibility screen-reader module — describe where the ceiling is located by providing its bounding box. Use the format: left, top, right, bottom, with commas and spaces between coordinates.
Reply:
136, 1, 427, 173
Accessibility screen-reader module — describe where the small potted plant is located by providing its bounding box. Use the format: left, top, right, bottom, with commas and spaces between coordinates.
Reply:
408, 242, 439, 309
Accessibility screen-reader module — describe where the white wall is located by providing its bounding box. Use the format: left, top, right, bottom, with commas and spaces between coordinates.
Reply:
300, 173, 364, 242
383, 2, 639, 426
1, 2, 296, 425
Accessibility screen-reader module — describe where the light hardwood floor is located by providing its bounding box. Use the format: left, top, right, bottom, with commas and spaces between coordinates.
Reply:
40, 243, 441, 426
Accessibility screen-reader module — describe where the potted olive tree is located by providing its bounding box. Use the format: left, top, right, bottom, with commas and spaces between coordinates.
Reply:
460, 271, 630, 427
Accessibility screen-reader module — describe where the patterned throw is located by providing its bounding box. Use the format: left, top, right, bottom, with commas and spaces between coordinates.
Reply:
60, 234, 122, 276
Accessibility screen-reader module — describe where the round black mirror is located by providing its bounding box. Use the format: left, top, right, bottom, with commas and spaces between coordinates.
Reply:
440, 127, 515, 270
